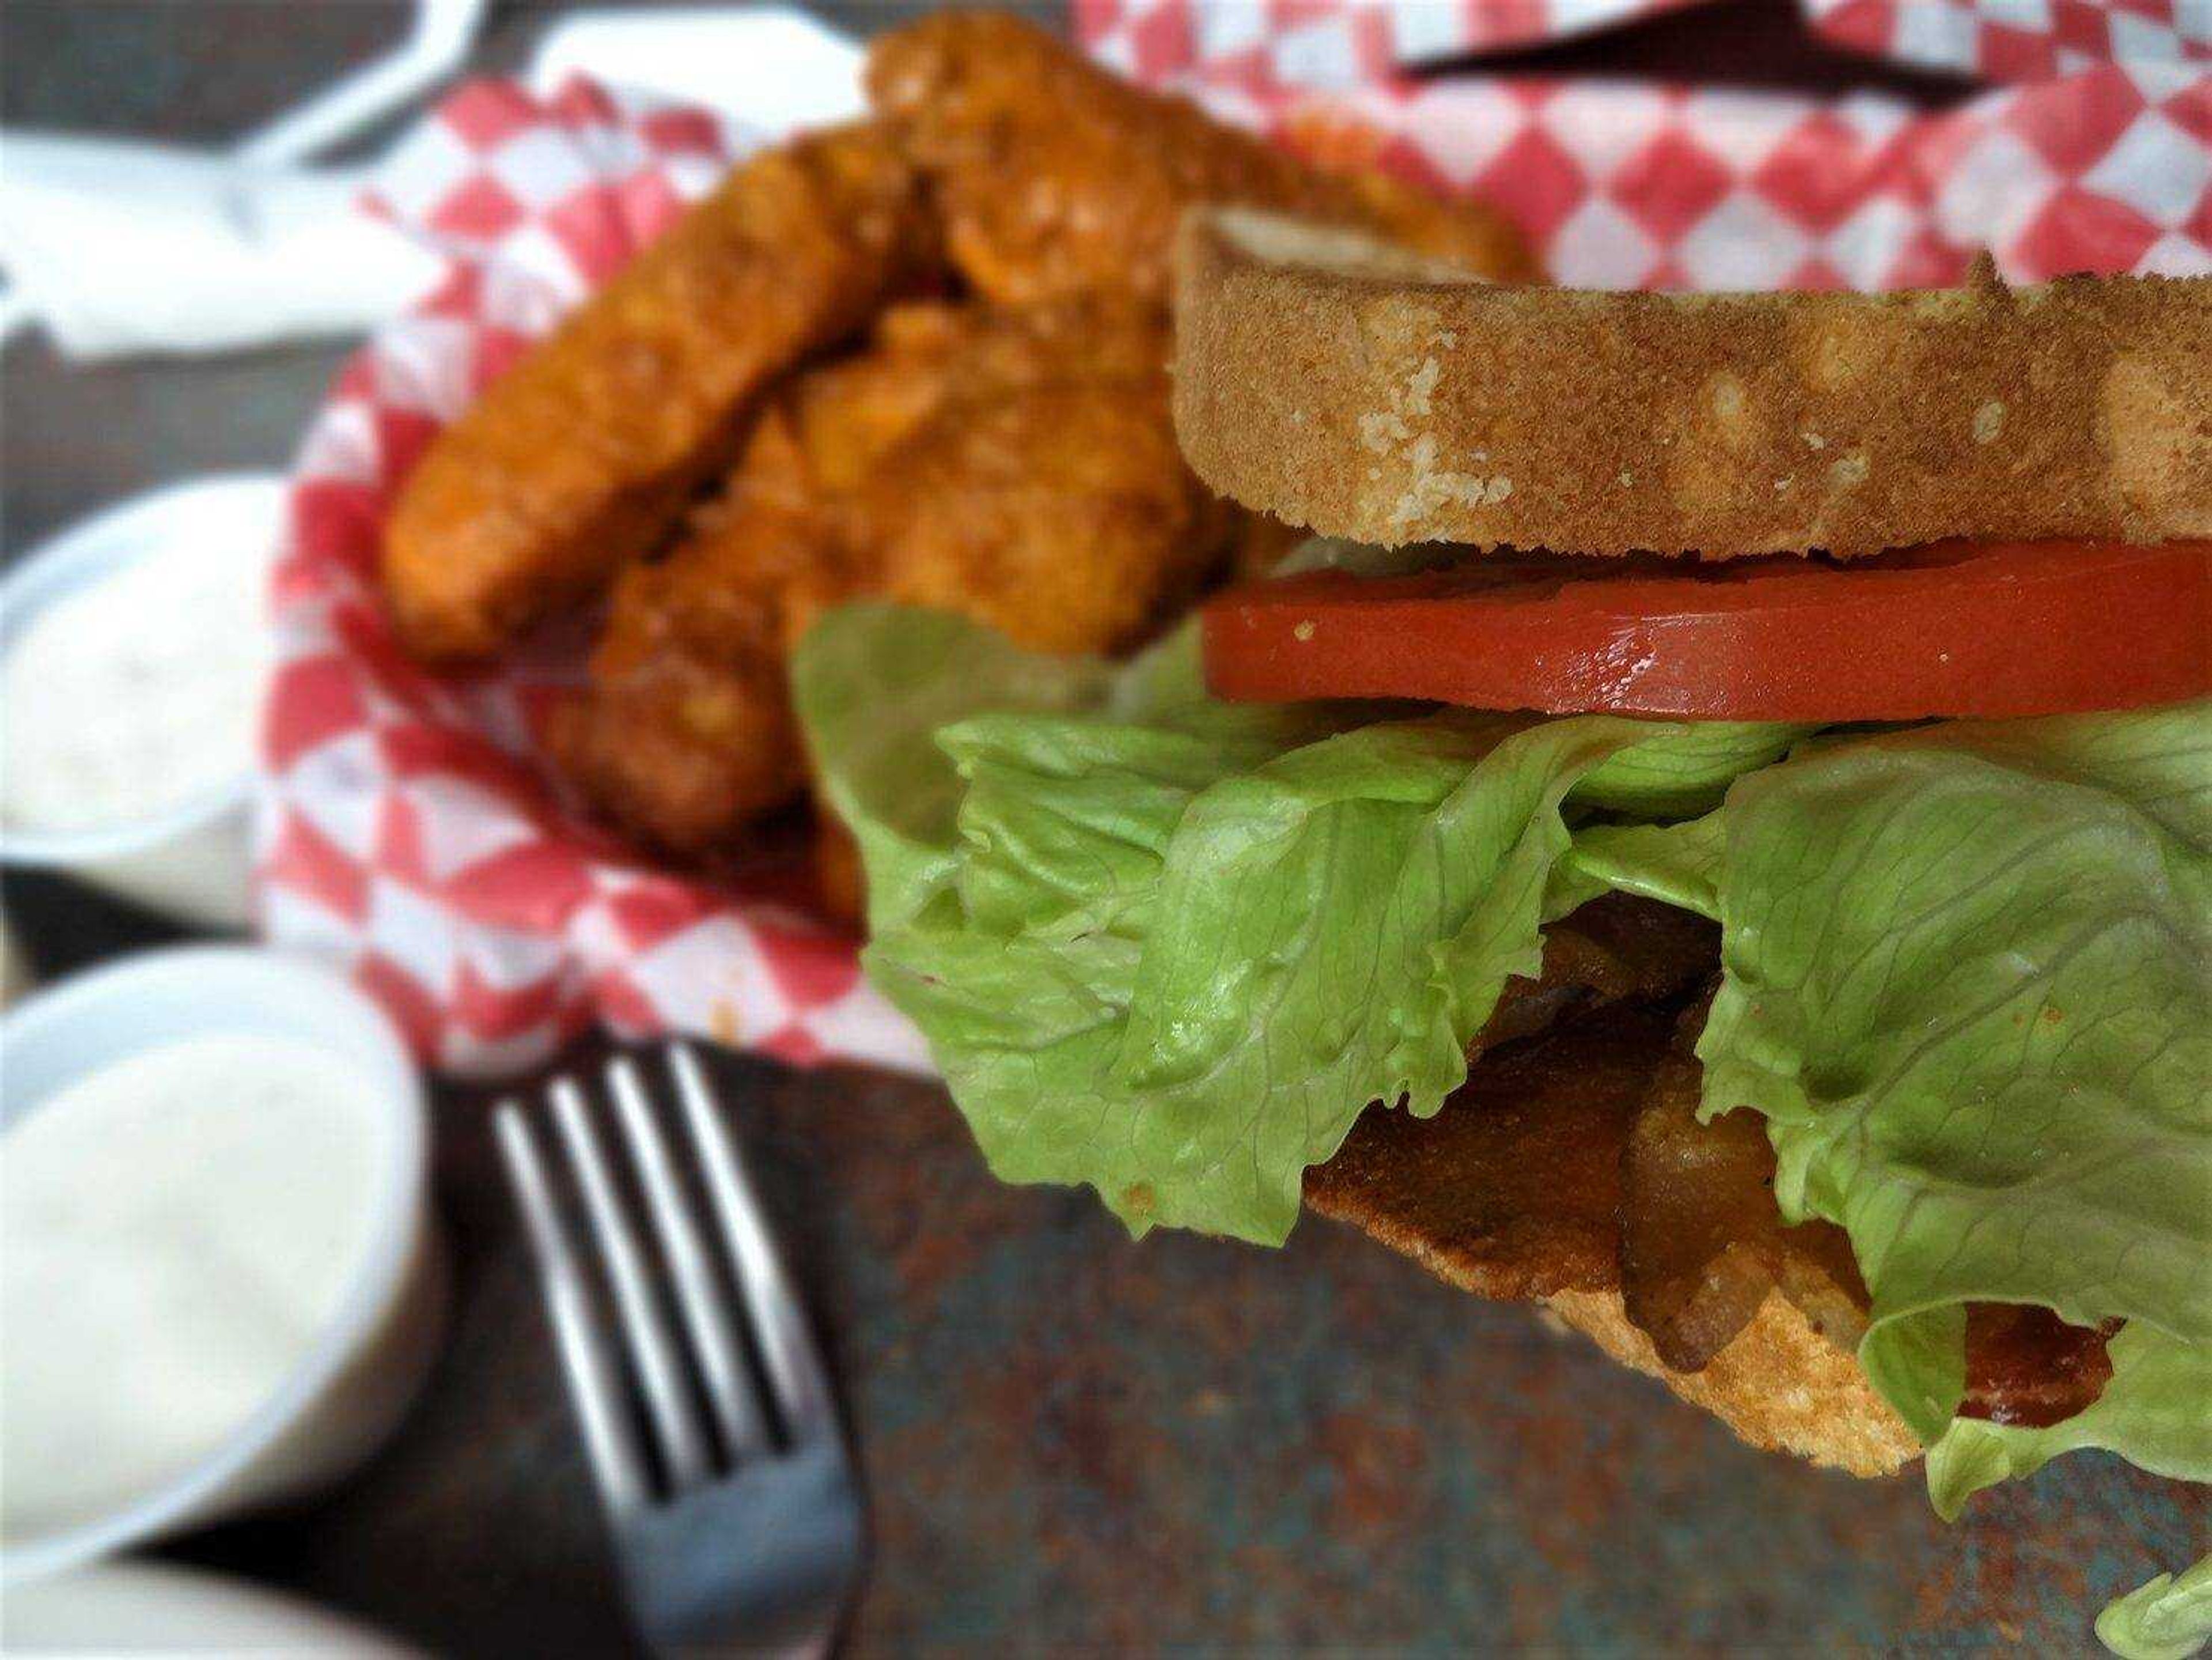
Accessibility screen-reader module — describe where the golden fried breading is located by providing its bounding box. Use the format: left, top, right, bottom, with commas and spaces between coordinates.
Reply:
850, 380, 1233, 655
550, 296, 1245, 856
544, 485, 821, 858
864, 10, 1535, 307
382, 123, 940, 661
544, 365, 876, 857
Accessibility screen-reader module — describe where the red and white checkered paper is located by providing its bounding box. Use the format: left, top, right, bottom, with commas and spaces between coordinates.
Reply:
258, 25, 2211, 1077
1078, 0, 2210, 87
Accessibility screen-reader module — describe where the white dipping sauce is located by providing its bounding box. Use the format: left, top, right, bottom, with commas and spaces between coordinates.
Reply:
1, 1035, 382, 1543
1, 533, 272, 833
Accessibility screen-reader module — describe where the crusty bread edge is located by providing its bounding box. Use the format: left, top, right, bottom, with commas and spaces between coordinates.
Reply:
1173, 207, 2212, 556
1543, 1287, 1919, 1479
1310, 1174, 1921, 1476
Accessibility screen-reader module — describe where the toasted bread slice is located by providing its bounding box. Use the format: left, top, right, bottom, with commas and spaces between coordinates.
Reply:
1174, 207, 2211, 557
1542, 1287, 1916, 1479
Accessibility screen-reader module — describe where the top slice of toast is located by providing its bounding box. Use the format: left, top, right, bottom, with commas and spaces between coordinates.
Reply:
1172, 208, 2211, 557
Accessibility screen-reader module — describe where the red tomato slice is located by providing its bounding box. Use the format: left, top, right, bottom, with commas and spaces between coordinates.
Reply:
1202, 540, 2211, 722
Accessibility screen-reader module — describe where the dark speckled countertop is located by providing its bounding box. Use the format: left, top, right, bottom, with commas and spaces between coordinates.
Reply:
2, 5, 2199, 1654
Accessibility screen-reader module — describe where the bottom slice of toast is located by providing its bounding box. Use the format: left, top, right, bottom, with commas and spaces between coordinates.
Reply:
1545, 1287, 1918, 1478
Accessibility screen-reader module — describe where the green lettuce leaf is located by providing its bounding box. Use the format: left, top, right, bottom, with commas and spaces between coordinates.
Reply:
1556, 812, 1726, 920
1544, 721, 1804, 916
800, 604, 1788, 1243
1925, 1325, 2212, 1521
2096, 1553, 2212, 1660
877, 706, 1660, 1243
1694, 702, 2212, 1450
795, 603, 1118, 933
801, 602, 2210, 1515
1573, 722, 1810, 816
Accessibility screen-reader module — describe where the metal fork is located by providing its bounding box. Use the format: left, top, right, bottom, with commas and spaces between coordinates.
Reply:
495, 1044, 865, 1658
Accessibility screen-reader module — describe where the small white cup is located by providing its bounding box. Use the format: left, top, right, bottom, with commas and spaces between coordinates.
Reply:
2, 1559, 421, 1656
0, 475, 288, 928
0, 947, 448, 1585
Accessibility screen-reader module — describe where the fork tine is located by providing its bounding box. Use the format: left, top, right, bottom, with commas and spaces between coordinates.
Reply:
494, 1103, 650, 1518
667, 1043, 833, 1438
549, 1076, 713, 1492
605, 1053, 772, 1465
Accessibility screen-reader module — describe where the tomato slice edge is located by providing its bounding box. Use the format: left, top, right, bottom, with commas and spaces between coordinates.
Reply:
1200, 539, 2212, 723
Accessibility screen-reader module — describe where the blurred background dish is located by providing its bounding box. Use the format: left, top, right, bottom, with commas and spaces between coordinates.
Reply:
0, 948, 445, 1583
0, 475, 287, 928
0, 913, 26, 1008
1, 1559, 420, 1656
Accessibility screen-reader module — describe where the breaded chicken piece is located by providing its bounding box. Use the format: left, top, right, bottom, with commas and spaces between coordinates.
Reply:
382, 123, 941, 661
544, 476, 820, 858
540, 334, 929, 854
550, 297, 1244, 856
864, 10, 1536, 307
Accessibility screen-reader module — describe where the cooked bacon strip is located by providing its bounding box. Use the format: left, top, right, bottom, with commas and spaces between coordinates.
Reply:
1314, 952, 2120, 1434
1306, 1000, 1669, 1300
1474, 893, 1718, 1055
1621, 988, 1869, 1373
1642, 996, 2119, 1412
1961, 1305, 2119, 1429
1308, 895, 1722, 1297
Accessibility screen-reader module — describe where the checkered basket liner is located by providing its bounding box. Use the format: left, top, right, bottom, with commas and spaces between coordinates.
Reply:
257, 32, 2211, 1076
1078, 0, 2210, 86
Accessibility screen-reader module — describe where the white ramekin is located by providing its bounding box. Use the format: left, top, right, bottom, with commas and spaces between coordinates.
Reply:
2, 1559, 422, 1656
0, 475, 289, 928
0, 914, 27, 1009
0, 946, 449, 1585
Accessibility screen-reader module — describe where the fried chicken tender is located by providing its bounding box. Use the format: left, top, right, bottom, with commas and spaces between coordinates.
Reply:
396, 14, 1537, 861
541, 346, 896, 856
864, 10, 1536, 306
549, 296, 1244, 856
382, 123, 940, 661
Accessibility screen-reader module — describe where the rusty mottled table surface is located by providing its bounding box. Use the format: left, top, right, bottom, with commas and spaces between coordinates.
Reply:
2, 4, 2199, 1654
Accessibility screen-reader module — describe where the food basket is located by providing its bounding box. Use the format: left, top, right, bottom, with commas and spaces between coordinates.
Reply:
258, 2, 2210, 1074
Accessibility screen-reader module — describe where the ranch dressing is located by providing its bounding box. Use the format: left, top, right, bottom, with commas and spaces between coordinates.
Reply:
0, 1035, 382, 1543
1, 532, 272, 834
